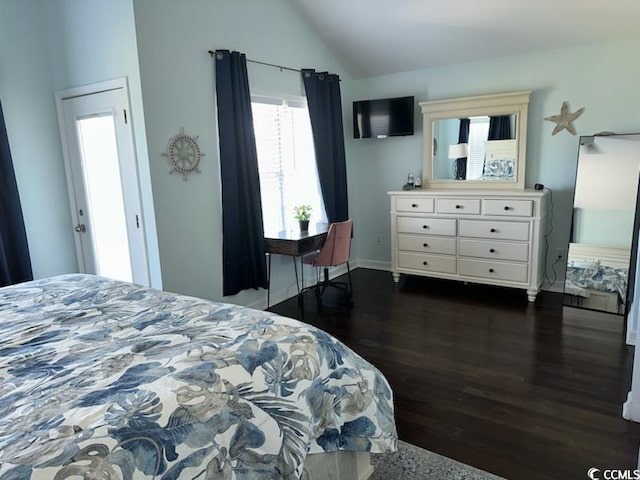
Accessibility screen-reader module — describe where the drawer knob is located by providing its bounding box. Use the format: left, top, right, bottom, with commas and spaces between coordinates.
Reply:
504, 206, 511, 211
423, 243, 429, 247
423, 225, 429, 229
412, 203, 418, 208
489, 248, 495, 253
489, 268, 494, 273
455, 204, 462, 209
423, 261, 428, 266
490, 228, 496, 233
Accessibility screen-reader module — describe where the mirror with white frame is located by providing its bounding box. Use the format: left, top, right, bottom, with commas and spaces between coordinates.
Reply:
420, 91, 531, 189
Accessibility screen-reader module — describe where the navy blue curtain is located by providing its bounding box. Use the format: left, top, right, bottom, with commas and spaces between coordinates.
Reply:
488, 116, 512, 140
0, 101, 32, 287
301, 69, 349, 223
455, 118, 470, 180
214, 50, 267, 296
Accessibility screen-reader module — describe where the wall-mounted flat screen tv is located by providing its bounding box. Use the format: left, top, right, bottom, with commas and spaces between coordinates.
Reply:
353, 96, 414, 139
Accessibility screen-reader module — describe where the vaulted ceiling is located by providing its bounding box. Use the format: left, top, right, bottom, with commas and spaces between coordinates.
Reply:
287, 0, 640, 79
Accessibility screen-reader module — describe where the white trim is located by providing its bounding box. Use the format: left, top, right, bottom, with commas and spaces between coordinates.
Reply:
253, 260, 586, 311
355, 259, 391, 271
249, 262, 355, 311
541, 281, 565, 293
56, 77, 128, 101
250, 89, 307, 108
623, 392, 640, 422
55, 77, 151, 286
55, 89, 88, 273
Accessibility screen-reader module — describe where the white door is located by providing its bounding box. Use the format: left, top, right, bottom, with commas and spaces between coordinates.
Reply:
57, 79, 149, 286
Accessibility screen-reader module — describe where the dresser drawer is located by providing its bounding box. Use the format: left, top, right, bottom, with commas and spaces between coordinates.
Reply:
398, 234, 457, 255
437, 198, 481, 215
398, 252, 457, 274
484, 199, 533, 217
459, 239, 529, 262
458, 258, 529, 283
397, 217, 457, 236
396, 197, 435, 213
459, 220, 529, 241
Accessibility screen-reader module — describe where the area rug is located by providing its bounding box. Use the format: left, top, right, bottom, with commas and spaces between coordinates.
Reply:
370, 440, 505, 480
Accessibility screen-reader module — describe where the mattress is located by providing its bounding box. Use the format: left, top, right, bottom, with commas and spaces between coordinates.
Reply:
0, 274, 397, 479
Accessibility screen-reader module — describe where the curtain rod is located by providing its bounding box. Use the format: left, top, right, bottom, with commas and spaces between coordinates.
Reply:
208, 50, 301, 74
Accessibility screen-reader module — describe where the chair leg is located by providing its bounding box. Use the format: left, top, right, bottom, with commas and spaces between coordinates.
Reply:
314, 266, 321, 296
315, 266, 323, 311
346, 262, 354, 308
309, 263, 354, 311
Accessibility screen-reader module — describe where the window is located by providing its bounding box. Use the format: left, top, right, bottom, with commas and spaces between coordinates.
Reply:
466, 116, 490, 179
252, 94, 327, 233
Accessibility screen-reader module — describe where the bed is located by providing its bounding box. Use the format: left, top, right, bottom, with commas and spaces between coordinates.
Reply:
564, 243, 630, 314
0, 274, 397, 479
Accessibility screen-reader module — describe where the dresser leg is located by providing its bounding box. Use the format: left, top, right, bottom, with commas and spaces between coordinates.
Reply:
392, 272, 400, 283
526, 288, 538, 303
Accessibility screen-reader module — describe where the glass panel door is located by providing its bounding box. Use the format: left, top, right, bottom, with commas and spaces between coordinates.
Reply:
76, 115, 133, 282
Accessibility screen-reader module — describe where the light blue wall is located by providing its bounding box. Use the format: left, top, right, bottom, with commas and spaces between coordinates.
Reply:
5, 1, 639, 299
346, 39, 640, 289
573, 209, 634, 248
0, 0, 77, 278
43, 0, 162, 289
0, 0, 162, 287
434, 119, 460, 180
132, 0, 350, 304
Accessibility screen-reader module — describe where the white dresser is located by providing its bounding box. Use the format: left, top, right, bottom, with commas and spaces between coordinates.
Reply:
389, 189, 549, 302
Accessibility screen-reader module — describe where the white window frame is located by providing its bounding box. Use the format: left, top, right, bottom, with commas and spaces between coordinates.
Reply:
251, 92, 327, 234
467, 116, 490, 180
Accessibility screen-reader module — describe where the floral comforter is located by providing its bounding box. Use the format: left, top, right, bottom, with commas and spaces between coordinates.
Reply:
0, 275, 396, 479
565, 261, 628, 299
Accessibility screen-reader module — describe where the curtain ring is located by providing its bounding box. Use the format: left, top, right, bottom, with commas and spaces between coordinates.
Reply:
319, 74, 324, 80
216, 52, 224, 60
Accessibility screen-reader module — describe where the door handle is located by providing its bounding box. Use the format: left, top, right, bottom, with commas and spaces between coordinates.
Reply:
74, 224, 86, 233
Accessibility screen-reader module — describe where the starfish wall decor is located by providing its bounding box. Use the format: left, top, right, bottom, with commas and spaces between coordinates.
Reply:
544, 101, 585, 135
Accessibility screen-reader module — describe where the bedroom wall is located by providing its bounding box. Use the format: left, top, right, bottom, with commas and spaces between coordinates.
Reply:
345, 39, 640, 290
0, 0, 163, 288
42, 0, 162, 289
0, 0, 78, 279
132, 0, 351, 305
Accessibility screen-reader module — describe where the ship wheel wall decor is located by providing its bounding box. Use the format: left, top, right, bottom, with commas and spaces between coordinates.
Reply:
163, 128, 204, 180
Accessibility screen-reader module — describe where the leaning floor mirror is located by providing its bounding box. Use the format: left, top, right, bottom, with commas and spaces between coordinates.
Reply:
564, 133, 640, 318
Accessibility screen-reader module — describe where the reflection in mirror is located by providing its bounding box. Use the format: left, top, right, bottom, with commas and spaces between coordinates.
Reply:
564, 134, 640, 316
420, 91, 530, 190
432, 115, 517, 181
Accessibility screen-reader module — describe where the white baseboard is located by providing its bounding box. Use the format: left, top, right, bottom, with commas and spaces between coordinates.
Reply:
253, 259, 569, 311
541, 280, 565, 293
623, 392, 640, 422
251, 262, 357, 311
355, 259, 391, 271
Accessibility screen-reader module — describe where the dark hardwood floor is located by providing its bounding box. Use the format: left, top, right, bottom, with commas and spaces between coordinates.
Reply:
269, 268, 640, 480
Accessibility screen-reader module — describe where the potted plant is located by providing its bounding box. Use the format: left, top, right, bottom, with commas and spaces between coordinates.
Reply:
293, 205, 312, 232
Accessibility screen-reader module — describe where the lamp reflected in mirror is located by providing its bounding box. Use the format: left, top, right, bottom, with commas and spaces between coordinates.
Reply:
448, 143, 468, 180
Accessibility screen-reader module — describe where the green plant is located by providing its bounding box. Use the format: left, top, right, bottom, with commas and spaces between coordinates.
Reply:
293, 205, 312, 221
